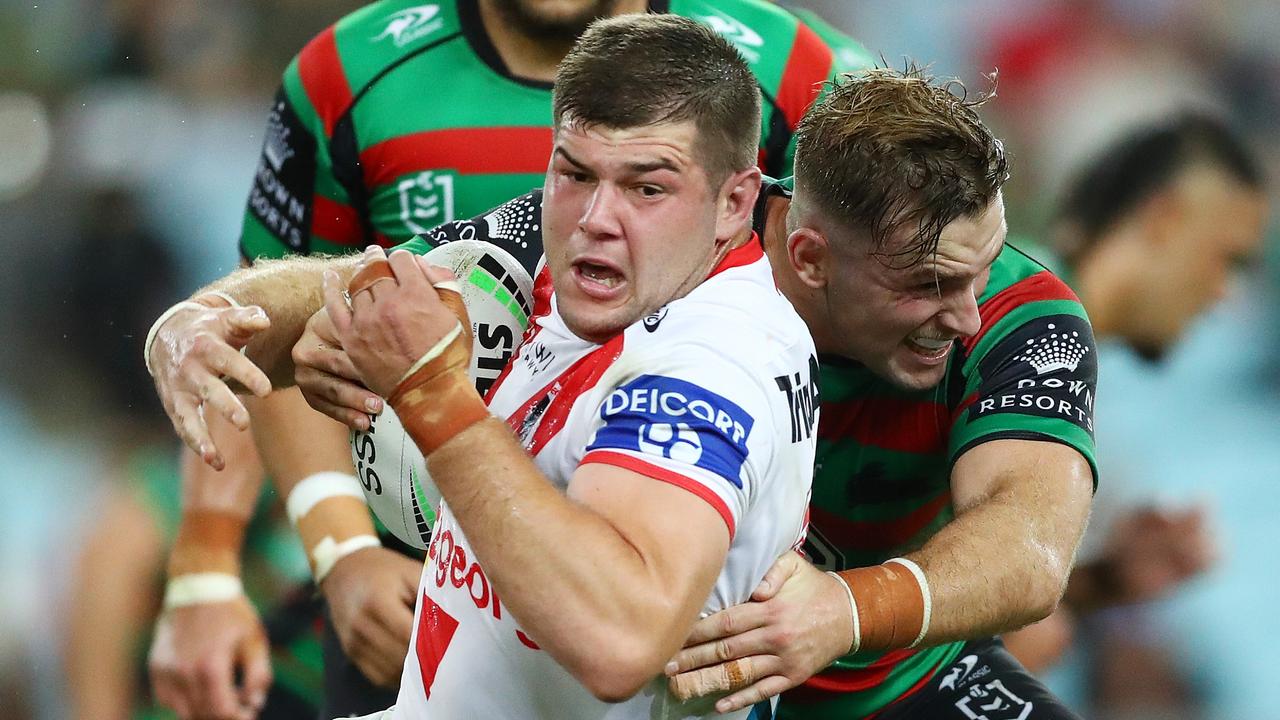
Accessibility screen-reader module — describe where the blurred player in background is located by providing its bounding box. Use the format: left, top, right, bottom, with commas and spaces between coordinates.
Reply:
1003, 111, 1268, 710
150, 1, 872, 718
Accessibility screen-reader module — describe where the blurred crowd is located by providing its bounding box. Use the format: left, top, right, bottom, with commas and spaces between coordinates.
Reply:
2, 1, 1278, 719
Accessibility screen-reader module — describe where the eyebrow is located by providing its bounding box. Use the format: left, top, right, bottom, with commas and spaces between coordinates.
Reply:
554, 146, 680, 176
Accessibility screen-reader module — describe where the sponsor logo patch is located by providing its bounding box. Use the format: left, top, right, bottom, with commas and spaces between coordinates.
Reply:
971, 315, 1096, 435
588, 374, 754, 486
397, 170, 456, 234
374, 4, 444, 47
695, 10, 763, 61
248, 91, 316, 250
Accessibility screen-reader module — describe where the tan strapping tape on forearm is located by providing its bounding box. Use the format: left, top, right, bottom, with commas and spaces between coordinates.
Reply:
838, 558, 928, 653
168, 510, 247, 577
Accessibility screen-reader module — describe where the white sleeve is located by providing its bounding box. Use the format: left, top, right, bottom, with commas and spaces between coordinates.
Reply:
578, 345, 777, 540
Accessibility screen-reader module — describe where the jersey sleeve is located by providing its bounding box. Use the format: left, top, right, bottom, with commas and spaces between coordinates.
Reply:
948, 300, 1099, 487
394, 189, 545, 276
578, 347, 779, 540
239, 30, 362, 262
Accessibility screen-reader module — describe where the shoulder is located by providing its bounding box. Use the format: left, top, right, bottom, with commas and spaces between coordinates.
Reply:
673, 0, 830, 84
286, 0, 465, 113
961, 244, 1091, 367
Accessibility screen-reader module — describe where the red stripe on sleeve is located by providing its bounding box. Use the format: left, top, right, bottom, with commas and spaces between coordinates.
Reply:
962, 271, 1081, 354
361, 127, 554, 189
297, 26, 354, 138
580, 450, 736, 540
310, 194, 361, 246
818, 396, 949, 455
776, 22, 834, 131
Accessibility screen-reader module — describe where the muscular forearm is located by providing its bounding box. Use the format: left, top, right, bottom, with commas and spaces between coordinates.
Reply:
169, 415, 264, 576
196, 255, 360, 386
903, 442, 1092, 646
428, 418, 710, 697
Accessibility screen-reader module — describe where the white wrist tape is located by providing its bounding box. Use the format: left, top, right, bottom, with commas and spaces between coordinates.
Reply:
143, 301, 208, 377
827, 571, 861, 654
886, 557, 932, 647
199, 291, 241, 308
313, 534, 382, 584
163, 572, 244, 609
286, 472, 367, 526
396, 320, 463, 387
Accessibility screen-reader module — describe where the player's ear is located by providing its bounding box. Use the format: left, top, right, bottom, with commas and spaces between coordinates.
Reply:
787, 226, 831, 290
715, 166, 762, 243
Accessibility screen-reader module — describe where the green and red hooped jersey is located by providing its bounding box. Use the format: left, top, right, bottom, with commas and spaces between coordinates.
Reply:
237, 0, 873, 262
751, 182, 1100, 718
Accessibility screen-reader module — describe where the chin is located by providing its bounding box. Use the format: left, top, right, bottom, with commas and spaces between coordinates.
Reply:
881, 355, 948, 392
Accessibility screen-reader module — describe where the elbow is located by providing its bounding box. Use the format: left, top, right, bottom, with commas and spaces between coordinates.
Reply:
563, 631, 668, 703
1023, 555, 1072, 624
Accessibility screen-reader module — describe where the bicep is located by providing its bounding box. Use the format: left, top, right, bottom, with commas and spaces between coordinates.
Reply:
951, 439, 1093, 529
568, 462, 730, 607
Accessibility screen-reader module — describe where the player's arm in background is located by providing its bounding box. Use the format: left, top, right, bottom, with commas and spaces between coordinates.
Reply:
145, 422, 272, 720
65, 458, 170, 720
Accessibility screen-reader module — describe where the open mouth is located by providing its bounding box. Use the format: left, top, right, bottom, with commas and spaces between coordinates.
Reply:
572, 259, 626, 300
904, 335, 953, 363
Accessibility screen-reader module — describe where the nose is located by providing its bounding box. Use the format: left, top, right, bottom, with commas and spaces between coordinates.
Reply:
938, 287, 983, 339
579, 183, 624, 239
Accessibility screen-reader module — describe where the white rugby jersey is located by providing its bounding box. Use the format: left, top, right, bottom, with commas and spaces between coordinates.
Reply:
390, 241, 819, 720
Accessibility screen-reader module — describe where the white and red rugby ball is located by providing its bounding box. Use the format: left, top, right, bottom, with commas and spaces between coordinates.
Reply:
349, 240, 534, 549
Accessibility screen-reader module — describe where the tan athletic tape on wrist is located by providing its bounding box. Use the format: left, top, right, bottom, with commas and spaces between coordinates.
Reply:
837, 557, 931, 653
387, 282, 489, 456
287, 472, 379, 581
168, 510, 247, 577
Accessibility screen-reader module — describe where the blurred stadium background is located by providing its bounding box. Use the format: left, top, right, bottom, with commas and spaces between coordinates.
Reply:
1, 1, 1277, 718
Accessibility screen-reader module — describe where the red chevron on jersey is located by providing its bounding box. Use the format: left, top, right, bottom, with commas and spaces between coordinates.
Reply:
297, 26, 352, 138
777, 22, 834, 130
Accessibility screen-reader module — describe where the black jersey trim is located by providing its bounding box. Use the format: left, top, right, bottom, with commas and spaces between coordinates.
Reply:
457, 0, 553, 90
949, 430, 1099, 491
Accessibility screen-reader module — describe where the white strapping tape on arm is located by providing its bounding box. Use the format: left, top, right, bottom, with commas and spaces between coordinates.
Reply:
163, 572, 244, 609
827, 571, 861, 654
201, 290, 241, 308
286, 472, 368, 526
886, 557, 932, 647
313, 534, 382, 584
143, 301, 207, 377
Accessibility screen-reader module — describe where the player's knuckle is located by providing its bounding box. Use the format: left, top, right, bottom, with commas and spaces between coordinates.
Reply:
714, 638, 735, 662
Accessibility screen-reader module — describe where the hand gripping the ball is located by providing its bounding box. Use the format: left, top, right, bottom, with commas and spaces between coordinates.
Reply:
326, 249, 489, 456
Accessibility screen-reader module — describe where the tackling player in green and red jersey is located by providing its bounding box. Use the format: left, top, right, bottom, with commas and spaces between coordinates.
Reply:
152, 2, 873, 718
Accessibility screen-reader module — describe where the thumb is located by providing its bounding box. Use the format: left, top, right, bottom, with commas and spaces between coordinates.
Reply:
224, 306, 270, 346
237, 632, 273, 712
752, 550, 800, 601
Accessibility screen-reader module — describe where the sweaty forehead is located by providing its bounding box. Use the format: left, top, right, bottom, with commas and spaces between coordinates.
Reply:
922, 197, 1007, 277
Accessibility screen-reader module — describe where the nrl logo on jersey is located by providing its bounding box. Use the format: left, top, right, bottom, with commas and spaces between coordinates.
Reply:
696, 9, 763, 62
397, 170, 456, 234
374, 4, 444, 47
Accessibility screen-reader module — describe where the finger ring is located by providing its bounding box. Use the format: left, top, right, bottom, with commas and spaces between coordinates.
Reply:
349, 260, 396, 297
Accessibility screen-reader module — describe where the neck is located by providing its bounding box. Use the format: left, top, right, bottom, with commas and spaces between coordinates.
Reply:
477, 0, 648, 82
1071, 225, 1144, 343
